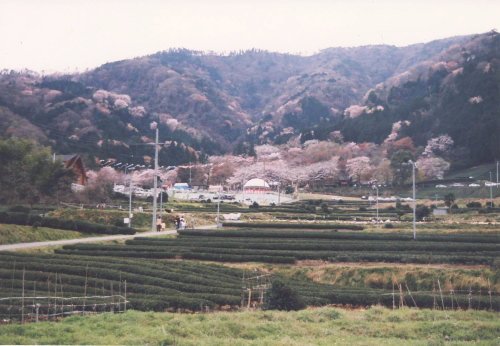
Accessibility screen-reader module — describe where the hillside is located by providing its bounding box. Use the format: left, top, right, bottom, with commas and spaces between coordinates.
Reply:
0, 32, 498, 167
321, 31, 500, 167
0, 73, 210, 166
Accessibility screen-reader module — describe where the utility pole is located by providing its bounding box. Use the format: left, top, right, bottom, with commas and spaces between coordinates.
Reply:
370, 180, 379, 224
406, 161, 417, 240
412, 162, 416, 240
216, 187, 221, 228
489, 171, 493, 207
127, 167, 133, 228
159, 187, 163, 224
277, 181, 281, 206
189, 162, 192, 186
496, 161, 499, 188
151, 127, 159, 232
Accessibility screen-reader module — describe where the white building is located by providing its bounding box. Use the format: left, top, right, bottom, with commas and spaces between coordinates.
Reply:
243, 178, 271, 193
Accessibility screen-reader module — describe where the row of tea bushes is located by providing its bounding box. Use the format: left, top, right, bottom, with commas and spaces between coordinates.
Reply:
57, 229, 499, 265
0, 212, 135, 235
221, 222, 364, 230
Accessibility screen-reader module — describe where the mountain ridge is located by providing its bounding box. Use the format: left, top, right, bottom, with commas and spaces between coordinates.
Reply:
0, 31, 498, 168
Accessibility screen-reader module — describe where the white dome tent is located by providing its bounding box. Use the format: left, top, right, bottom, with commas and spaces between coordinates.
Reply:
243, 178, 271, 193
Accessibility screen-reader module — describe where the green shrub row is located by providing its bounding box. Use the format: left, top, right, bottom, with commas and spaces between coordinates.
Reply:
57, 247, 296, 264
0, 211, 135, 235
1, 253, 497, 312
221, 222, 364, 230
181, 252, 295, 263
0, 255, 241, 296
178, 229, 499, 243
0, 252, 242, 283
124, 238, 499, 253
0, 260, 243, 310
57, 243, 496, 265
276, 215, 398, 221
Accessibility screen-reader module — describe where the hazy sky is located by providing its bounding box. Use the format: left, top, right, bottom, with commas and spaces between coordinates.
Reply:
1, 0, 498, 72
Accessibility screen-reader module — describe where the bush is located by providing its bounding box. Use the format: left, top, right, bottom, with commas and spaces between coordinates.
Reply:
384, 223, 394, 229
249, 201, 260, 209
265, 279, 305, 311
466, 201, 482, 208
359, 206, 367, 212
320, 203, 329, 213
415, 205, 431, 221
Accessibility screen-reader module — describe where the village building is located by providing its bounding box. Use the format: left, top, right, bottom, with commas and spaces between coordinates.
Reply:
243, 178, 271, 193
56, 154, 87, 185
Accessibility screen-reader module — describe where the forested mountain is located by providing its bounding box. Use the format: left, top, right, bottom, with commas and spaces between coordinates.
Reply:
312, 31, 500, 168
0, 31, 498, 168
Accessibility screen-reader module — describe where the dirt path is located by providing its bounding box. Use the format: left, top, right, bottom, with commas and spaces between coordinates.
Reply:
0, 225, 216, 252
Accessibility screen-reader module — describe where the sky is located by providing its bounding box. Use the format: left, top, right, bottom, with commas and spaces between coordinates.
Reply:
0, 0, 499, 72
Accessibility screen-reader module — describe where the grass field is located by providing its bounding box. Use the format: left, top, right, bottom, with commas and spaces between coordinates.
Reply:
245, 262, 499, 292
0, 224, 87, 245
0, 307, 498, 345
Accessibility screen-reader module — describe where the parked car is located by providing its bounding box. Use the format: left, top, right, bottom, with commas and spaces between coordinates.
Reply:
435, 184, 447, 188
485, 182, 499, 187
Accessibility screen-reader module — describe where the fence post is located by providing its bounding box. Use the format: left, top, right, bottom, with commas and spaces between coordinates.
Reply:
21, 268, 25, 324
124, 280, 127, 312
468, 287, 472, 310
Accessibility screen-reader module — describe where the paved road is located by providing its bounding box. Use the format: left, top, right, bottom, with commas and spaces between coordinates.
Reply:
0, 229, 182, 252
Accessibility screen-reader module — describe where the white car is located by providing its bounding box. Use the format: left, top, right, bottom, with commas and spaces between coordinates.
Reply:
435, 184, 447, 188
485, 182, 498, 187
451, 183, 465, 187
468, 183, 480, 187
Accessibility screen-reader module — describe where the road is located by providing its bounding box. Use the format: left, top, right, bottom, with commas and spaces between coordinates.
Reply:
0, 229, 181, 252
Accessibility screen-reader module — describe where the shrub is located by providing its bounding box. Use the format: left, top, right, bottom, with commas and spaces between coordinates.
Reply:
249, 201, 260, 209
444, 193, 455, 208
416, 205, 431, 221
466, 201, 482, 208
265, 279, 305, 311
359, 206, 367, 212
320, 203, 329, 213
384, 223, 394, 229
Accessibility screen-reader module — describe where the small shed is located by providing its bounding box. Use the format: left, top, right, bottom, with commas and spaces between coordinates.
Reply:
209, 185, 223, 193
433, 207, 448, 216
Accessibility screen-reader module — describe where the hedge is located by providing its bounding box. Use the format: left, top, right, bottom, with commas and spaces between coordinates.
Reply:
0, 211, 135, 234
178, 229, 499, 243
124, 238, 499, 253
222, 222, 364, 230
